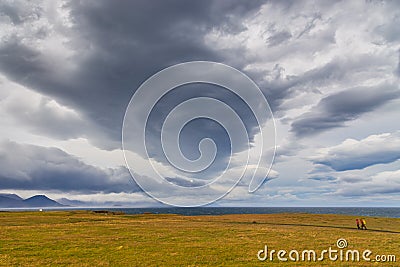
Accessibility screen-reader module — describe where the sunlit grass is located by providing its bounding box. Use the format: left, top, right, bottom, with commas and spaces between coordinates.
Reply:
0, 211, 399, 266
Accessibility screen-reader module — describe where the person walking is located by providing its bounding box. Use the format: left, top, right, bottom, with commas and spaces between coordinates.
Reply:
361, 218, 367, 230
356, 218, 360, 229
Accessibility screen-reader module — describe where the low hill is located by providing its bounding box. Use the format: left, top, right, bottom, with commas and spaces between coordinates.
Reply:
0, 195, 24, 208
23, 195, 64, 207
0, 193, 23, 201
0, 194, 64, 208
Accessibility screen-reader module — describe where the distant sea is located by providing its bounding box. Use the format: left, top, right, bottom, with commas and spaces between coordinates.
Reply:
93, 207, 400, 218
3, 207, 400, 218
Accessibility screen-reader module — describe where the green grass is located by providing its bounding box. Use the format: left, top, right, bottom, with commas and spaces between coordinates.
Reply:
0, 211, 399, 266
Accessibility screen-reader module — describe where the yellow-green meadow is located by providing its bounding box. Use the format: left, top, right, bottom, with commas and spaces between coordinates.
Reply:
0, 211, 399, 266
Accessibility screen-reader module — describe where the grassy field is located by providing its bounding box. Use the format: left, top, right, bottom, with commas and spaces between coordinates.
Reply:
0, 211, 399, 266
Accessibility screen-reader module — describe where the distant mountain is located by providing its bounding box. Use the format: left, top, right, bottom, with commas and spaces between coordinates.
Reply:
0, 193, 23, 201
0, 194, 64, 208
0, 195, 24, 208
23, 195, 64, 207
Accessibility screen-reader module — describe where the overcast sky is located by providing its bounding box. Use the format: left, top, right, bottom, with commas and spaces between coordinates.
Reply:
0, 0, 399, 206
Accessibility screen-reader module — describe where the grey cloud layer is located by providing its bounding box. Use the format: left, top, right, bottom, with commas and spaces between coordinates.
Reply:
4, 95, 85, 140
291, 83, 400, 137
397, 50, 400, 77
1, 1, 398, 148
334, 170, 400, 197
312, 131, 400, 171
0, 1, 399, 203
0, 0, 263, 150
0, 140, 138, 193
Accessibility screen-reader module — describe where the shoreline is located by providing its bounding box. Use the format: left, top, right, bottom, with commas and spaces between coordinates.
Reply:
1, 206, 400, 219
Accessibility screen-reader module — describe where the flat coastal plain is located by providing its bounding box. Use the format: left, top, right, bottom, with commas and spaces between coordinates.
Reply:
0, 211, 399, 266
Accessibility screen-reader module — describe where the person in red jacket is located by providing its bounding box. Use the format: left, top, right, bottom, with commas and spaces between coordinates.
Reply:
356, 218, 360, 229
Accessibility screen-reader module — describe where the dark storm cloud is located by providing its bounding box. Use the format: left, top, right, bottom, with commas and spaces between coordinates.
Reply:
247, 66, 299, 114
291, 83, 400, 137
0, 0, 264, 150
0, 140, 139, 193
143, 83, 258, 175
247, 54, 377, 115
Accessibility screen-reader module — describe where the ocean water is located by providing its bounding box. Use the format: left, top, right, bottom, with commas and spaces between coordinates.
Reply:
3, 207, 400, 218
99, 207, 400, 218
